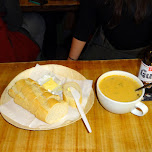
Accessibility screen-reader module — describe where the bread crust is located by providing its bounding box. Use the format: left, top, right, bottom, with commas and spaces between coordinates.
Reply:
8, 78, 68, 124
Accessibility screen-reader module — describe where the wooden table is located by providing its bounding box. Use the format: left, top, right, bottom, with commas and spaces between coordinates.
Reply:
0, 59, 152, 152
20, 0, 80, 11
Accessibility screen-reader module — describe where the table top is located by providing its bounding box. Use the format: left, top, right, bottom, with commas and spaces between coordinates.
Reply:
20, 0, 80, 11
0, 59, 152, 152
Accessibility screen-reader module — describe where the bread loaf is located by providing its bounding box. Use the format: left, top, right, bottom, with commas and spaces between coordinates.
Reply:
62, 82, 82, 108
8, 78, 68, 124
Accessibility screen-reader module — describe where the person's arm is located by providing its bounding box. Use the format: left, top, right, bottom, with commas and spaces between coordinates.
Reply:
68, 0, 97, 60
68, 37, 86, 60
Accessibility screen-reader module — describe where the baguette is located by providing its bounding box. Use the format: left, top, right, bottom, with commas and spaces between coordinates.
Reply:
62, 82, 82, 108
8, 78, 68, 124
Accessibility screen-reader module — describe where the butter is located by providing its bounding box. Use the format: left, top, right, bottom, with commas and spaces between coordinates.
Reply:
67, 87, 71, 92
42, 78, 59, 91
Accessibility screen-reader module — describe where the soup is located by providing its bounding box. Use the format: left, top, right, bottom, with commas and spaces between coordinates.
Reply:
99, 75, 142, 102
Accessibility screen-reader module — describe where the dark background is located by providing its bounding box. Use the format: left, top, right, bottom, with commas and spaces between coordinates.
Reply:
39, 10, 78, 60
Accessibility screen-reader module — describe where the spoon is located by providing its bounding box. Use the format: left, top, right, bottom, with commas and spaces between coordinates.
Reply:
135, 82, 152, 91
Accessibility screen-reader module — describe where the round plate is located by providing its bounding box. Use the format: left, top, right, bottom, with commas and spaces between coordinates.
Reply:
0, 64, 94, 130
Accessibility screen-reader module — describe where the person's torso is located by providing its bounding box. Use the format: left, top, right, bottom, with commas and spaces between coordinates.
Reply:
96, 0, 152, 50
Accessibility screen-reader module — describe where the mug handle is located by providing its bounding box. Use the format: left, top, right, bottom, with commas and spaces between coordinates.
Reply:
131, 102, 148, 116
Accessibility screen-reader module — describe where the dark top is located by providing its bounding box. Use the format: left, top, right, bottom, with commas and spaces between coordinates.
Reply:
74, 0, 152, 50
0, 0, 22, 30
0, 0, 31, 37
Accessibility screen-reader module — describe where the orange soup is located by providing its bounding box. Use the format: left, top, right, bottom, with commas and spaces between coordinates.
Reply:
99, 75, 142, 102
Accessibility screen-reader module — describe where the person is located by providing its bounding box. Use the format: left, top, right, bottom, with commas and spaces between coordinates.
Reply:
68, 0, 152, 60
0, 0, 45, 62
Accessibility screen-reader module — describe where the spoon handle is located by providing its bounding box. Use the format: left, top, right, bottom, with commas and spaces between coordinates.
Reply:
135, 82, 152, 91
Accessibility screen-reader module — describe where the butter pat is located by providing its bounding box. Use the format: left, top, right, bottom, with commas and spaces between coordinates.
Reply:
42, 78, 59, 91
67, 87, 71, 92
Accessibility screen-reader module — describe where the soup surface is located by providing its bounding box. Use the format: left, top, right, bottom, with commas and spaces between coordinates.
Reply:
99, 75, 142, 102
